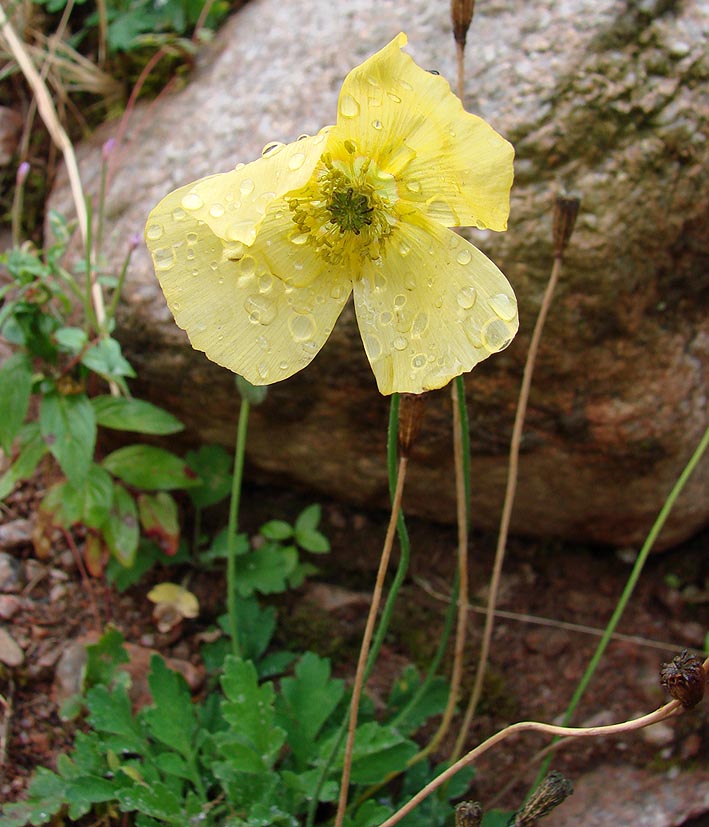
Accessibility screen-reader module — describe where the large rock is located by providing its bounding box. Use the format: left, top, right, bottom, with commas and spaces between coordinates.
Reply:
48, 0, 709, 549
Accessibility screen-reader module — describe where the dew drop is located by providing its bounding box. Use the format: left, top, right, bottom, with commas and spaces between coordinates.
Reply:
379, 311, 393, 326
331, 284, 346, 300
239, 256, 256, 278
257, 334, 269, 351
290, 232, 310, 246
339, 94, 360, 118
262, 141, 284, 157
146, 223, 163, 240
209, 204, 225, 218
234, 162, 245, 171
406, 180, 422, 194
172, 207, 187, 221
226, 221, 256, 243
186, 249, 195, 261
457, 286, 477, 309
209, 261, 219, 271
398, 240, 411, 257
186, 231, 198, 244
456, 248, 472, 265
289, 313, 316, 342
181, 193, 203, 211
387, 92, 402, 103
240, 178, 255, 196
364, 333, 382, 359
224, 241, 245, 260
399, 78, 413, 91
412, 311, 428, 338
153, 247, 175, 271
372, 119, 383, 130
427, 198, 459, 225
259, 273, 273, 293
404, 274, 416, 291
244, 294, 277, 325
257, 363, 269, 379
191, 268, 199, 277
288, 152, 306, 171
481, 318, 513, 351
366, 75, 380, 88
278, 360, 288, 371
411, 353, 426, 369
393, 336, 408, 351
489, 293, 517, 322
394, 294, 406, 308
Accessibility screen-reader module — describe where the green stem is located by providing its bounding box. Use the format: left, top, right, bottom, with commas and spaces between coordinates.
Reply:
533, 422, 709, 788
226, 397, 250, 658
105, 243, 135, 325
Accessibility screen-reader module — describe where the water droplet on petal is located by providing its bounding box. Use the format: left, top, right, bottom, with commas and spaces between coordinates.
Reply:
411, 311, 428, 338
290, 232, 310, 246
146, 223, 163, 240
394, 294, 406, 308
262, 141, 284, 157
372, 119, 383, 130
457, 286, 477, 309
259, 273, 273, 293
387, 92, 402, 103
181, 193, 203, 211
331, 284, 347, 300
239, 256, 256, 278
257, 363, 269, 379
172, 207, 187, 221
393, 336, 408, 351
224, 241, 245, 260
244, 294, 277, 325
240, 178, 255, 196
289, 313, 316, 342
185, 232, 198, 244
404, 274, 416, 291
288, 152, 306, 170
427, 198, 459, 225
456, 248, 472, 265
406, 180, 422, 194
339, 94, 360, 118
398, 240, 411, 257
489, 293, 517, 322
278, 360, 289, 371
364, 333, 382, 359
379, 311, 393, 326
412, 353, 426, 368
482, 318, 513, 351
399, 78, 413, 91
153, 247, 175, 271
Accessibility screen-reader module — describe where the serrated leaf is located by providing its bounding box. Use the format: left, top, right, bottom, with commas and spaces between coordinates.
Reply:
142, 656, 196, 757
104, 484, 139, 567
116, 781, 184, 821
39, 391, 96, 482
86, 684, 142, 746
0, 352, 33, 453
138, 491, 179, 555
235, 543, 298, 596
344, 800, 393, 827
218, 656, 286, 768
92, 395, 183, 435
276, 653, 344, 768
327, 721, 417, 785
386, 665, 449, 735
260, 519, 294, 541
103, 445, 200, 490
85, 627, 129, 689
0, 767, 66, 826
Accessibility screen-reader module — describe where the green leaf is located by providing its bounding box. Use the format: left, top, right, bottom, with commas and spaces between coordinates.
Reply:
81, 337, 136, 380
54, 326, 88, 353
482, 811, 515, 827
86, 684, 141, 744
0, 423, 48, 500
344, 800, 393, 827
235, 543, 298, 596
0, 352, 33, 453
0, 767, 67, 826
138, 492, 179, 555
84, 627, 129, 689
103, 445, 200, 490
104, 484, 139, 567
329, 722, 417, 785
260, 519, 294, 541
218, 657, 286, 768
295, 528, 330, 554
386, 665, 449, 734
39, 391, 96, 482
142, 656, 196, 757
116, 781, 184, 822
185, 443, 232, 508
92, 395, 183, 435
295, 504, 322, 533
66, 463, 114, 530
276, 652, 344, 768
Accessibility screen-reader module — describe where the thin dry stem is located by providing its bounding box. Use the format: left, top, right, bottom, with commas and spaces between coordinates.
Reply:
0, 684, 12, 779
334, 456, 409, 827
378, 688, 699, 827
452, 254, 563, 761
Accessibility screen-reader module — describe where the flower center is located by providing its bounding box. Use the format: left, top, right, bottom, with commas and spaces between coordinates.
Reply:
286, 141, 398, 266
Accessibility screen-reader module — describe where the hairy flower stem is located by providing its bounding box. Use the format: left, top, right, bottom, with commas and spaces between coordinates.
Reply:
379, 677, 708, 827
452, 253, 563, 762
335, 453, 409, 827
532, 421, 709, 788
226, 397, 250, 658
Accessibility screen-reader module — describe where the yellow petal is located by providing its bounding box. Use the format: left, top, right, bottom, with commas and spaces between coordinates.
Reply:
334, 33, 513, 231
150, 130, 331, 249
353, 218, 518, 395
147, 582, 199, 618
144, 203, 351, 384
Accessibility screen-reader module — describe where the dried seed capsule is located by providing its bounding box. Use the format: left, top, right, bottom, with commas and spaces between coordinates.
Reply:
455, 801, 483, 827
660, 649, 706, 709
515, 771, 574, 826
397, 392, 427, 458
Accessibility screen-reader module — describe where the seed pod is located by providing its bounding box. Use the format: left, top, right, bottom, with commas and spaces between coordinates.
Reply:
660, 649, 706, 709
455, 801, 483, 827
451, 0, 476, 47
552, 195, 580, 259
515, 771, 574, 826
397, 392, 427, 458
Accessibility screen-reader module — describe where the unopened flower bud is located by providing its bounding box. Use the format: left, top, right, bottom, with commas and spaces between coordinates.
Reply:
129, 231, 141, 251
660, 649, 706, 709
455, 801, 482, 827
451, 0, 476, 47
102, 138, 116, 161
16, 160, 30, 186
515, 771, 573, 826
236, 374, 268, 405
552, 195, 580, 259
397, 392, 427, 458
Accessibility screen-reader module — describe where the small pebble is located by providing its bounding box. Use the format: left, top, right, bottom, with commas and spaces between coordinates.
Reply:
0, 625, 24, 666
0, 552, 21, 593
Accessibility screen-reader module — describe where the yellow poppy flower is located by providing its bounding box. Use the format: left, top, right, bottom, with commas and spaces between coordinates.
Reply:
145, 33, 517, 395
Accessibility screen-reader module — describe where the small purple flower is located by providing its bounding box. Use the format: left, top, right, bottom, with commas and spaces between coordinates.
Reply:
16, 161, 30, 185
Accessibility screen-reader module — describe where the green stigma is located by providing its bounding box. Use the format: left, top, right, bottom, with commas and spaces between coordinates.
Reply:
327, 186, 374, 235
